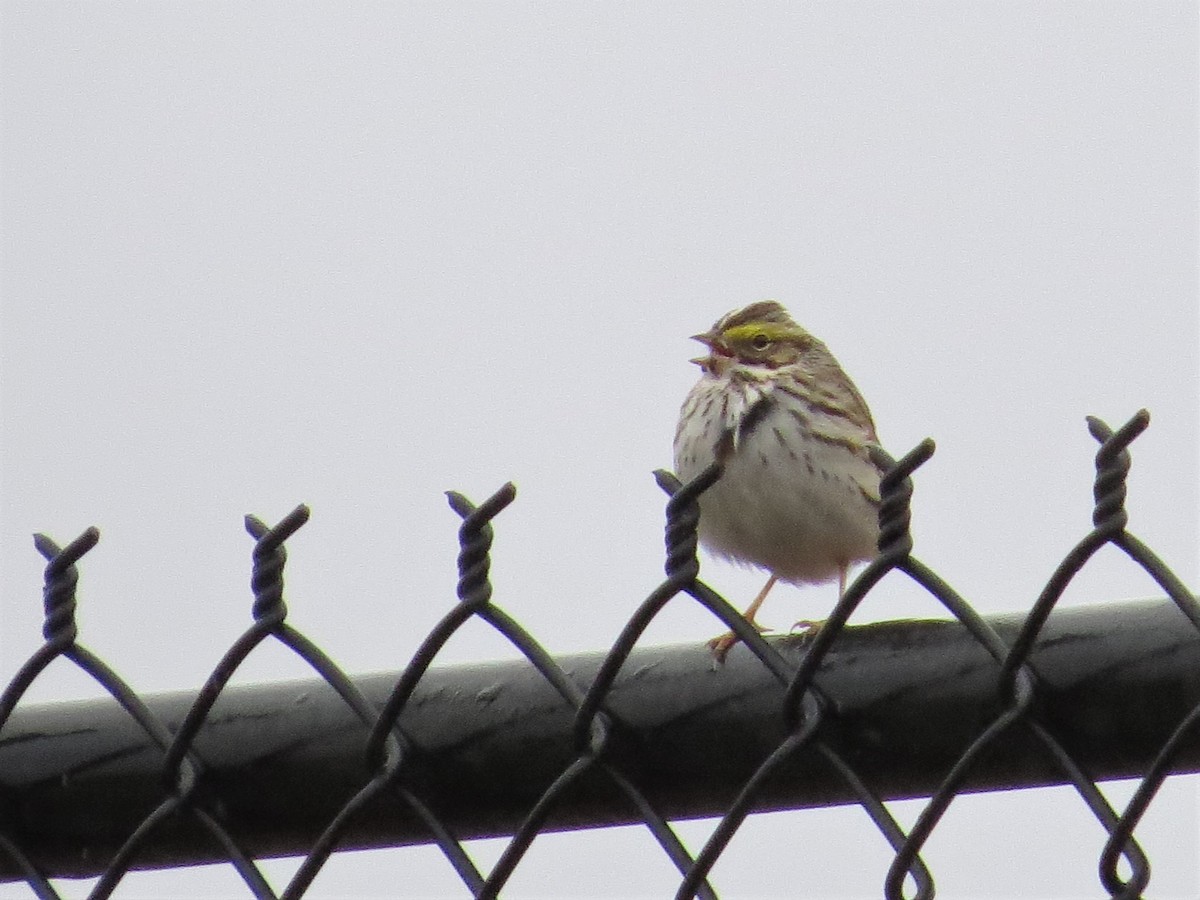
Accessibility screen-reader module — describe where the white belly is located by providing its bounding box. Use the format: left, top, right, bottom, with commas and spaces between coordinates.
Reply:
674, 377, 880, 584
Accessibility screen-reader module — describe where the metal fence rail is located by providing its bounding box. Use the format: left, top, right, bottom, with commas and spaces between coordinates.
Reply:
1, 409, 1197, 899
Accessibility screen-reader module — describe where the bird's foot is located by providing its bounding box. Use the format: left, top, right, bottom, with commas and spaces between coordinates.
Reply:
789, 618, 825, 637
707, 622, 770, 664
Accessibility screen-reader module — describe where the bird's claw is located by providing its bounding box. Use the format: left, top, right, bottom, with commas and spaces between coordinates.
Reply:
707, 621, 770, 664
789, 618, 825, 636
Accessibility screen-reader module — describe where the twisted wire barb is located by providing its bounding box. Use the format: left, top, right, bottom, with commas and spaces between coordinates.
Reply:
0, 528, 99, 728
1087, 410, 1147, 534
35, 528, 98, 645
247, 505, 312, 621
655, 462, 717, 586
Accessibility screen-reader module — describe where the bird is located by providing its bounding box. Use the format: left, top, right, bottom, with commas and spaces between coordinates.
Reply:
673, 300, 883, 661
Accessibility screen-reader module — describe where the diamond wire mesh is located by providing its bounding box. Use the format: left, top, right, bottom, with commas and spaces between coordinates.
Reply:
0, 409, 1197, 899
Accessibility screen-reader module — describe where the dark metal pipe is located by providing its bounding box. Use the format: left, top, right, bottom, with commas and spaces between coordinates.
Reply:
1, 598, 1198, 880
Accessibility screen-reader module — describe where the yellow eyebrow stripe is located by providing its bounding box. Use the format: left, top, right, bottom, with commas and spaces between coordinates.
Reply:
722, 323, 795, 343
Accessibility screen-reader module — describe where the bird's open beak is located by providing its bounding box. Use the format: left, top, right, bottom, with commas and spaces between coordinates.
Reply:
689, 331, 728, 374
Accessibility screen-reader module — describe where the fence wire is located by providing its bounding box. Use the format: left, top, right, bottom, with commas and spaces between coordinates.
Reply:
1, 409, 1197, 899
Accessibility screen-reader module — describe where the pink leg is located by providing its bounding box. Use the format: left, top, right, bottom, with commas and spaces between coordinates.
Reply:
792, 562, 848, 635
708, 573, 778, 662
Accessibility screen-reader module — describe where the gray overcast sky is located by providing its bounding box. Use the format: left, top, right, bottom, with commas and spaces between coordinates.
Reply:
2, 3, 1197, 898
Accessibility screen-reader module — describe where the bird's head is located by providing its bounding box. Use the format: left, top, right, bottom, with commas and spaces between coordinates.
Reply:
690, 300, 817, 375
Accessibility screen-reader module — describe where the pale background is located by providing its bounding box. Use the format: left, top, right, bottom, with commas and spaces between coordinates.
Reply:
1, 3, 1197, 898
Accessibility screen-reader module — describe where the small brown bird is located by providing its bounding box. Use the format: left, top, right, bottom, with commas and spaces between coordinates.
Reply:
673, 301, 883, 659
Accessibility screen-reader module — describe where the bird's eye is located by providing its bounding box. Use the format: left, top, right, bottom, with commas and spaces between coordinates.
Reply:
751, 333, 771, 351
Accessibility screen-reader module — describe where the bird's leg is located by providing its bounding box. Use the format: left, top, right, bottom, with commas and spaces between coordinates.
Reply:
708, 573, 778, 662
740, 572, 779, 628
791, 563, 847, 636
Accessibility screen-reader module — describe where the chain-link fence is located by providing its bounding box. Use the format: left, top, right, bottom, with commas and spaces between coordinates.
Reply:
1, 409, 1197, 899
